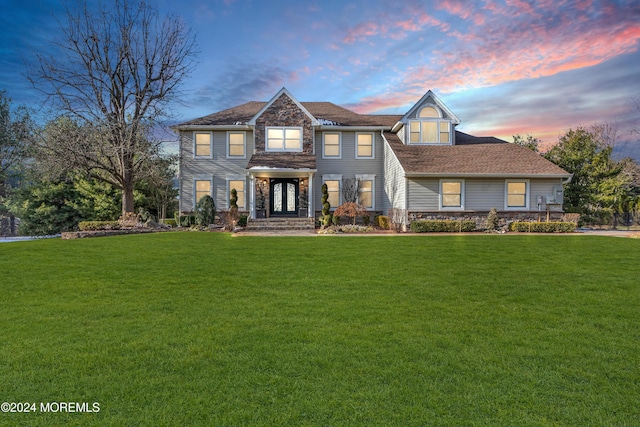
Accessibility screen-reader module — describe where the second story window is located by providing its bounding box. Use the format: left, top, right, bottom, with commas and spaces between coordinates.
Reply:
409, 106, 451, 144
266, 127, 302, 152
194, 132, 212, 157
227, 132, 246, 158
323, 133, 341, 158
356, 133, 374, 159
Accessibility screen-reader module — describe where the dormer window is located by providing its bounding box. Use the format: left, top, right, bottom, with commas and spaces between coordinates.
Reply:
409, 106, 451, 144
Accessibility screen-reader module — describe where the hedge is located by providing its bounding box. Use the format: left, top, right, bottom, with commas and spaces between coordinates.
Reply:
411, 220, 477, 233
509, 221, 576, 233
78, 221, 121, 231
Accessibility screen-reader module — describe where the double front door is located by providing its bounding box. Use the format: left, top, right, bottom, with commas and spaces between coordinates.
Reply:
270, 178, 298, 216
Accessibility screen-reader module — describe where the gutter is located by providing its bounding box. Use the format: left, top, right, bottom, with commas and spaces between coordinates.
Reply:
404, 172, 573, 179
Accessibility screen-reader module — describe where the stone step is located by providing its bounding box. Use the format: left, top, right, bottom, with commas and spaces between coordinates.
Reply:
246, 218, 316, 231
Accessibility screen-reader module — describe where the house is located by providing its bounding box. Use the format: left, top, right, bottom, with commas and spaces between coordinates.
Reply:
173, 88, 570, 227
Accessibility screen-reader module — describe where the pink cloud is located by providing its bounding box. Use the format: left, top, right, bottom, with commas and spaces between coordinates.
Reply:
352, 3, 640, 115
343, 21, 380, 44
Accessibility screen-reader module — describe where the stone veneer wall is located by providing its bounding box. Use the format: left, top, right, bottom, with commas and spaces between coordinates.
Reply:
254, 94, 314, 154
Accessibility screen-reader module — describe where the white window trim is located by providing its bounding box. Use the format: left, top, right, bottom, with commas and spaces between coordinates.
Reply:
322, 174, 342, 210
265, 126, 303, 152
193, 131, 213, 159
505, 179, 530, 210
439, 179, 465, 211
355, 132, 375, 159
408, 119, 451, 145
193, 177, 213, 207
226, 175, 246, 209
355, 174, 375, 210
322, 132, 342, 159
226, 131, 246, 159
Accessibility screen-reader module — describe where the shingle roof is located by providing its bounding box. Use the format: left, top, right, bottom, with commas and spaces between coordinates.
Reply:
384, 132, 570, 177
247, 152, 316, 170
175, 102, 401, 128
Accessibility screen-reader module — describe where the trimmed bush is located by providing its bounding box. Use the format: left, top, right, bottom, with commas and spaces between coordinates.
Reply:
375, 215, 390, 230
195, 195, 216, 226
411, 220, 477, 233
238, 215, 248, 227
78, 221, 121, 231
178, 215, 196, 227
509, 221, 576, 233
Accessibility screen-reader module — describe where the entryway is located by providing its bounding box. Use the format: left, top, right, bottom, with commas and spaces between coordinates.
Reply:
270, 178, 299, 217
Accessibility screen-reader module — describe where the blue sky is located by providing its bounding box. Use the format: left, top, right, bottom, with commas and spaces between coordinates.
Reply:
1, 0, 639, 156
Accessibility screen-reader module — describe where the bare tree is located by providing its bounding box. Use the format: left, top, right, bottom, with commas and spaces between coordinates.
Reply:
30, 0, 197, 214
342, 177, 359, 203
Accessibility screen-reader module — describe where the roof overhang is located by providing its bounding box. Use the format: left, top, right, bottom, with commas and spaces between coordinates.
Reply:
171, 124, 252, 131
405, 173, 573, 179
317, 125, 390, 131
248, 167, 317, 178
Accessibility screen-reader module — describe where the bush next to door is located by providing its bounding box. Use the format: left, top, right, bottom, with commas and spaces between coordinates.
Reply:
509, 221, 576, 233
411, 219, 477, 232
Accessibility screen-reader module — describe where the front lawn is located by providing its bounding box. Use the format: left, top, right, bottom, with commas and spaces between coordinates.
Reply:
1, 233, 638, 426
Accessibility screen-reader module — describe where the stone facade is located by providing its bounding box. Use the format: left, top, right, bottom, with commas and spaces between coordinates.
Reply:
254, 93, 314, 154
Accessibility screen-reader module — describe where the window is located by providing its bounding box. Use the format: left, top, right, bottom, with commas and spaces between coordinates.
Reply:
357, 178, 374, 209
194, 132, 212, 157
505, 180, 529, 209
322, 176, 341, 209
228, 179, 245, 209
356, 133, 374, 158
194, 180, 211, 204
227, 132, 245, 158
323, 133, 341, 158
440, 180, 464, 209
408, 105, 451, 144
266, 127, 302, 152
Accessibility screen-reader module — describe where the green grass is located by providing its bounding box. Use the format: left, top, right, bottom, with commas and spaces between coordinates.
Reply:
1, 233, 639, 426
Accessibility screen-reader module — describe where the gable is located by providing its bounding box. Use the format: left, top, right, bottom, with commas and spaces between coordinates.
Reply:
251, 90, 316, 154
400, 90, 460, 125
248, 87, 318, 126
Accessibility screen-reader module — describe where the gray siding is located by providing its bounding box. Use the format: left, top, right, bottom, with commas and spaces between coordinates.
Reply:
179, 130, 253, 212
382, 139, 406, 212
407, 177, 566, 212
314, 131, 384, 209
407, 179, 439, 211
465, 179, 503, 210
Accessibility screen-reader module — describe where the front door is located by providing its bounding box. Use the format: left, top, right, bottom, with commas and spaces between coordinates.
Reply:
270, 178, 298, 216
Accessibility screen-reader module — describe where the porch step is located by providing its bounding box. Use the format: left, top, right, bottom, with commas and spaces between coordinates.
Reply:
246, 218, 316, 231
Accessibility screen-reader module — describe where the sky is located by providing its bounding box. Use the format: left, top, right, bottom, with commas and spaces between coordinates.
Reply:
1, 0, 639, 158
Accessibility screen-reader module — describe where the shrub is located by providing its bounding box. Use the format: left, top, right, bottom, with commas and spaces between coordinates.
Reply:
509, 221, 576, 233
195, 195, 216, 226
160, 218, 177, 227
178, 214, 196, 227
410, 220, 477, 233
78, 221, 121, 231
320, 183, 331, 228
334, 202, 368, 225
317, 224, 374, 234
485, 208, 499, 230
331, 215, 341, 226
238, 215, 248, 227
375, 215, 390, 230
363, 215, 370, 226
